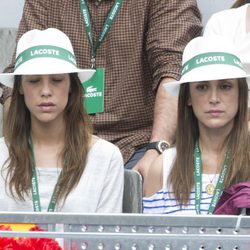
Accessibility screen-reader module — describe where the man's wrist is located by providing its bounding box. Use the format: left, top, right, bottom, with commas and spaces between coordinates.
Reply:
146, 140, 171, 154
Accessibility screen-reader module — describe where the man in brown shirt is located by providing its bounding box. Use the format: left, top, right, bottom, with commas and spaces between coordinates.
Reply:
1, 0, 202, 176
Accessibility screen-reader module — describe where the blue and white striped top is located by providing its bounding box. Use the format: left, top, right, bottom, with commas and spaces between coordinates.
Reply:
143, 148, 219, 215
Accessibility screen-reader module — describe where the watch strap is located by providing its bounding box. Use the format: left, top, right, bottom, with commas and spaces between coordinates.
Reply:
146, 142, 159, 152
146, 141, 170, 154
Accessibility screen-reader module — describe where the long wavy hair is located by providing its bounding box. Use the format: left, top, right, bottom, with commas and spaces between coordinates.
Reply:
4, 73, 92, 204
168, 78, 250, 205
231, 0, 250, 8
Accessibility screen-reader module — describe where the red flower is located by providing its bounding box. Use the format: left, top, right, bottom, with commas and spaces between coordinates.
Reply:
0, 225, 62, 250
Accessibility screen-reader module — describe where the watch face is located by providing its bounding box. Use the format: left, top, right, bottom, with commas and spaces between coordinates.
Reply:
158, 141, 170, 153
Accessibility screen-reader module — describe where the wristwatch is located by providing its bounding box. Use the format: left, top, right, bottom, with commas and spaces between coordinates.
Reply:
146, 140, 170, 154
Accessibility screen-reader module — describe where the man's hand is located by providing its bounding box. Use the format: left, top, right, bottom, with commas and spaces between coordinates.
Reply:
133, 149, 159, 179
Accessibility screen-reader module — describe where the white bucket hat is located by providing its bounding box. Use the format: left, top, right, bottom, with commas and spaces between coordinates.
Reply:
0, 28, 95, 88
164, 35, 250, 96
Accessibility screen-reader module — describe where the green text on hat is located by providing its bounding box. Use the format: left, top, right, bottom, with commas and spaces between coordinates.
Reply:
182, 52, 243, 76
15, 45, 77, 70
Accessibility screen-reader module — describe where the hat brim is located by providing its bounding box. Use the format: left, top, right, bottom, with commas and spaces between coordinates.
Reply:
0, 69, 95, 88
164, 64, 250, 96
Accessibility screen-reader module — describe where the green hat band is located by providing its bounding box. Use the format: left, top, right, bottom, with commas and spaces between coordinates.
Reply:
181, 52, 243, 76
15, 45, 77, 70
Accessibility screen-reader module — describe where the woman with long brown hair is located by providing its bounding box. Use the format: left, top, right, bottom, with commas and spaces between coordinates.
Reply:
143, 36, 250, 214
0, 28, 124, 213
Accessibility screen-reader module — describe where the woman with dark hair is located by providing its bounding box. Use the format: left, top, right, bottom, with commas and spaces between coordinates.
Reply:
0, 28, 124, 213
143, 36, 250, 215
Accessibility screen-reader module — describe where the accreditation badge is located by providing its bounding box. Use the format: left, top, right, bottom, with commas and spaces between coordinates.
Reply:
81, 68, 104, 114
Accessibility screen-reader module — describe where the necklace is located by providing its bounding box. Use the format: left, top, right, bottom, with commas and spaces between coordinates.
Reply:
199, 142, 221, 195
205, 176, 216, 195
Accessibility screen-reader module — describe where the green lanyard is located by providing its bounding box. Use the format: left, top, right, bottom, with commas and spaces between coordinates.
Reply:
29, 136, 62, 212
80, 0, 123, 68
194, 141, 230, 214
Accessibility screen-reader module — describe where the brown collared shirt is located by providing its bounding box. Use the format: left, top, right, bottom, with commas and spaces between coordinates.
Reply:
1, 0, 202, 162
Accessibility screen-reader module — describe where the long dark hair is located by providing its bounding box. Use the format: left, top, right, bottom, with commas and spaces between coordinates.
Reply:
4, 73, 92, 204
